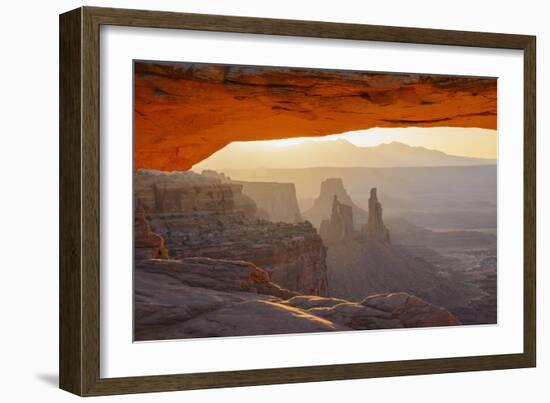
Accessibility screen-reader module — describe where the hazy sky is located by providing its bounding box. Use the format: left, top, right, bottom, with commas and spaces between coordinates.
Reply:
193, 127, 497, 171
214, 127, 498, 159
326, 127, 497, 159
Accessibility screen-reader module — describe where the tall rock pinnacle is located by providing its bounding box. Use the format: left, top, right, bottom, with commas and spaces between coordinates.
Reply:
320, 195, 354, 244
303, 178, 369, 228
367, 188, 390, 243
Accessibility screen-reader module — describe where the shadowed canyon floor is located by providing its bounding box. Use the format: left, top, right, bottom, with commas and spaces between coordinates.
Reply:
318, 187, 496, 324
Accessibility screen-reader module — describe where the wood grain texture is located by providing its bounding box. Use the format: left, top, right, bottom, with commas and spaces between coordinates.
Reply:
81, 6, 102, 396
59, 8, 82, 396
86, 6, 533, 49
523, 38, 536, 367
59, 6, 537, 396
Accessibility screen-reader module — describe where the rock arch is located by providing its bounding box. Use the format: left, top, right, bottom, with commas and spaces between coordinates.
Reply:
134, 62, 497, 171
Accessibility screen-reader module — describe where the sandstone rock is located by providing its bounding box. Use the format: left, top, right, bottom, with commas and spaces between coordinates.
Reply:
366, 188, 390, 243
237, 181, 302, 223
280, 292, 460, 332
202, 170, 302, 223
135, 257, 295, 340
303, 178, 369, 228
135, 170, 329, 296
326, 232, 466, 309
135, 257, 461, 340
308, 302, 403, 330
361, 292, 461, 327
284, 295, 350, 310
135, 257, 338, 340
150, 213, 329, 296
135, 169, 260, 219
134, 205, 168, 260
320, 196, 355, 244
134, 62, 497, 171
175, 300, 345, 338
317, 186, 468, 314
132, 171, 464, 340
136, 257, 296, 297
362, 291, 410, 311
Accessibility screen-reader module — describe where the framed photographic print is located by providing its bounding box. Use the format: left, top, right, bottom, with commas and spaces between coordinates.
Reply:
59, 6, 536, 396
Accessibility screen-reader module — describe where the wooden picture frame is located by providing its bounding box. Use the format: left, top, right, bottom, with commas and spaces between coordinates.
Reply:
59, 6, 536, 396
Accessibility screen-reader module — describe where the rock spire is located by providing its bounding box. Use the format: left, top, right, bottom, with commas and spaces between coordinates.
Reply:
319, 195, 354, 244
366, 188, 390, 243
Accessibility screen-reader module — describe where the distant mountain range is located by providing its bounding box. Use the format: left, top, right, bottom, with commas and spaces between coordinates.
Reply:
193, 140, 496, 170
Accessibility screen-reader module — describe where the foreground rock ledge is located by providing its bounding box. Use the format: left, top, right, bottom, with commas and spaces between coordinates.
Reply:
135, 257, 461, 341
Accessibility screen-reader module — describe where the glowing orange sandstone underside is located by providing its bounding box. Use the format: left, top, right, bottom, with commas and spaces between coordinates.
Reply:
134, 62, 497, 171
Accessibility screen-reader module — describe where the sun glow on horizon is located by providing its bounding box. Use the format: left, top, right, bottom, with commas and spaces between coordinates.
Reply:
229, 127, 497, 159
192, 127, 497, 172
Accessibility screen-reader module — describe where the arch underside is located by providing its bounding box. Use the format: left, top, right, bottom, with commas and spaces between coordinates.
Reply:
134, 62, 497, 171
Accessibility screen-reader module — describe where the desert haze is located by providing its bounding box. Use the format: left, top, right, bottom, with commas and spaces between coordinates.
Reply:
133, 61, 497, 341
134, 157, 496, 339
194, 137, 496, 170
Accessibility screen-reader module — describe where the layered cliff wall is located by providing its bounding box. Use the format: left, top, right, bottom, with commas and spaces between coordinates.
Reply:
135, 169, 328, 296
201, 170, 302, 223
134, 205, 168, 260
135, 170, 258, 218
236, 181, 302, 223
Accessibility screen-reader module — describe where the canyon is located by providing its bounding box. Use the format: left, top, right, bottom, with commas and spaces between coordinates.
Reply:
135, 169, 328, 296
202, 170, 302, 223
222, 165, 497, 230
133, 169, 466, 340
131, 60, 497, 340
315, 182, 496, 324
318, 186, 456, 304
